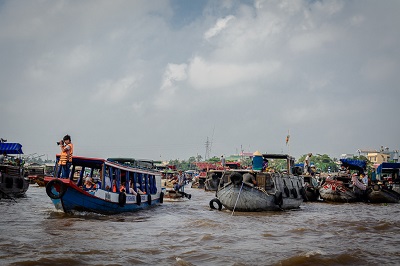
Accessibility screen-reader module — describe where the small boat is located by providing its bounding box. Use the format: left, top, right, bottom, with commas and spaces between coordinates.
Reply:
45, 156, 164, 214
26, 163, 47, 186
210, 154, 305, 212
163, 186, 192, 201
367, 162, 400, 203
319, 159, 367, 203
0, 142, 29, 200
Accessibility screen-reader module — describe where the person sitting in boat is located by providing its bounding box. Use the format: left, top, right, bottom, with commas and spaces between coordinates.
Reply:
243, 172, 257, 187
128, 182, 138, 196
360, 173, 368, 186
83, 179, 95, 191
112, 180, 117, 192
120, 182, 126, 193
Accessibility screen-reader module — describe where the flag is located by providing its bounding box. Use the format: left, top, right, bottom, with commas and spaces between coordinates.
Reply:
286, 134, 290, 145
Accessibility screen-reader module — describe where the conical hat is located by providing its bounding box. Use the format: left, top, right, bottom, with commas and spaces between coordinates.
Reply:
253, 150, 262, 156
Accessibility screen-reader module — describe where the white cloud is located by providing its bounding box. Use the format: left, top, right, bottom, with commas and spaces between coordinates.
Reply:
204, 15, 235, 40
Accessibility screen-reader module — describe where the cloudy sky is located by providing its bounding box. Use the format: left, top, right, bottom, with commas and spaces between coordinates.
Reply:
1, 0, 399, 162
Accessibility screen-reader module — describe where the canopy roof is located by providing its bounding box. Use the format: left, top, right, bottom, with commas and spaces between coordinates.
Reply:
340, 159, 366, 171
376, 162, 400, 174
0, 143, 23, 154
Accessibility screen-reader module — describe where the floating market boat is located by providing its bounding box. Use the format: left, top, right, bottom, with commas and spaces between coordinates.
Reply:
210, 154, 305, 212
45, 156, 164, 214
319, 159, 366, 203
0, 142, 29, 200
367, 162, 400, 203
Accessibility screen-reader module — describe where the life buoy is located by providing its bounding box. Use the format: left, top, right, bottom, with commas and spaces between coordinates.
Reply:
147, 194, 152, 205
16, 178, 24, 189
46, 179, 67, 199
274, 191, 283, 206
209, 198, 222, 211
291, 188, 298, 198
136, 194, 142, 206
5, 177, 13, 188
230, 172, 243, 186
186, 193, 192, 199
159, 192, 164, 203
118, 192, 126, 207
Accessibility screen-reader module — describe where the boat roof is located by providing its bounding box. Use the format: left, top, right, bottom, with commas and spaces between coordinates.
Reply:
377, 162, 400, 174
0, 143, 23, 154
340, 159, 366, 171
261, 153, 294, 160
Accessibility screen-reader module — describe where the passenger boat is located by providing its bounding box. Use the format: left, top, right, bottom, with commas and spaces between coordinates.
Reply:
44, 156, 164, 214
209, 154, 305, 212
367, 162, 400, 203
319, 159, 366, 203
0, 142, 29, 200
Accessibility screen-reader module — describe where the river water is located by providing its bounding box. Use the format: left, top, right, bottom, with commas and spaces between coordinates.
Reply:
1, 184, 400, 266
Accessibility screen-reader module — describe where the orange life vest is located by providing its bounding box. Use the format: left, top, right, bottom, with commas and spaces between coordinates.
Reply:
58, 143, 74, 165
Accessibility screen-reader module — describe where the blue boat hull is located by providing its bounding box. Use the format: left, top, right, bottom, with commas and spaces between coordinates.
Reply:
47, 179, 162, 215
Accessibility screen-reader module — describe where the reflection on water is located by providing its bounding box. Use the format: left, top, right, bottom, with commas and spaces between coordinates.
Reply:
1, 184, 400, 265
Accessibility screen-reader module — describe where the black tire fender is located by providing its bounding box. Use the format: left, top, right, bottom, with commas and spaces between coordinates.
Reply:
46, 179, 67, 199
118, 192, 126, 207
284, 187, 290, 197
147, 194, 152, 205
209, 198, 222, 211
291, 188, 298, 198
136, 193, 142, 206
159, 192, 164, 203
274, 191, 283, 206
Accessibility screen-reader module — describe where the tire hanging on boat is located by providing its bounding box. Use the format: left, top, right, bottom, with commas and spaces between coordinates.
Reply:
147, 194, 152, 205
291, 188, 298, 198
209, 198, 222, 211
46, 179, 67, 199
274, 191, 283, 206
118, 192, 126, 207
159, 192, 164, 203
136, 193, 142, 206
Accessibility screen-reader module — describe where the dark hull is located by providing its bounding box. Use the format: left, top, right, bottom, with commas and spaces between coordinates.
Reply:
0, 165, 29, 199
368, 186, 400, 203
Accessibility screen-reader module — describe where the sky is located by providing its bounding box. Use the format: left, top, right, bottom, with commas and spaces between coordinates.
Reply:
0, 0, 399, 162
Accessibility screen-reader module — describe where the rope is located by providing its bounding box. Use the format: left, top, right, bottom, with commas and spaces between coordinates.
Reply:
231, 182, 244, 216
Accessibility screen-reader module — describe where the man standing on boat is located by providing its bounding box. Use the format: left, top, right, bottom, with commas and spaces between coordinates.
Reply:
58, 134, 73, 178
304, 153, 312, 175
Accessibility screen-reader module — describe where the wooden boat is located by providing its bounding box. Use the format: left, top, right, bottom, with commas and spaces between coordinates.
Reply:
163, 186, 192, 201
209, 154, 305, 212
44, 156, 164, 214
368, 184, 400, 203
0, 142, 29, 200
319, 159, 366, 203
368, 162, 400, 203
